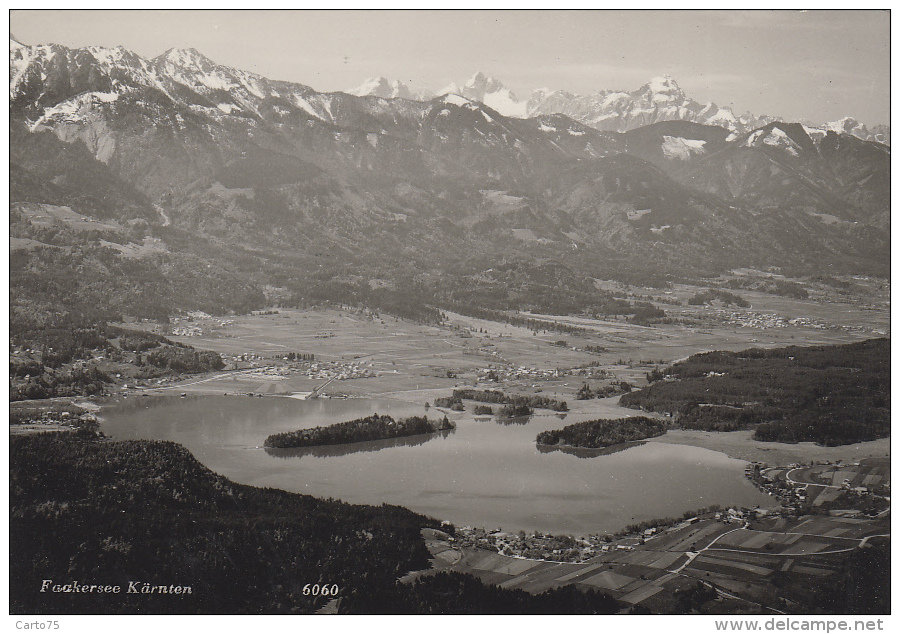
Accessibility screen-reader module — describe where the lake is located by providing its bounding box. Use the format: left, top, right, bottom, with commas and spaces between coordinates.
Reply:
100, 394, 772, 534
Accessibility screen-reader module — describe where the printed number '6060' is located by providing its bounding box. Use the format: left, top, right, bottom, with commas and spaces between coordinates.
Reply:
303, 583, 339, 596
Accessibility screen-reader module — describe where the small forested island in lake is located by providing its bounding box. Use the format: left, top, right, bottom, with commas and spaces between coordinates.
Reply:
264, 413, 454, 449
498, 403, 534, 418
536, 416, 667, 449
434, 389, 568, 413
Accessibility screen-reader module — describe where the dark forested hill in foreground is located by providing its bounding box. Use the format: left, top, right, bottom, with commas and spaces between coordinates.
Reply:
344, 571, 620, 614
9, 433, 621, 614
10, 433, 438, 614
620, 338, 890, 446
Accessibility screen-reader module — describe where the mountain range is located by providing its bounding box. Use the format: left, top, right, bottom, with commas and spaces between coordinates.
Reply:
349, 71, 890, 145
9, 37, 891, 323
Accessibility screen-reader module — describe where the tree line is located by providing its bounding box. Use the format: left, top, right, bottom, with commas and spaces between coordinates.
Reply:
343, 571, 620, 614
620, 338, 889, 446
10, 323, 225, 401
723, 277, 809, 300
11, 433, 625, 614
686, 288, 749, 307
264, 414, 454, 449
10, 433, 438, 614
536, 416, 667, 449
439, 388, 568, 412
577, 381, 633, 400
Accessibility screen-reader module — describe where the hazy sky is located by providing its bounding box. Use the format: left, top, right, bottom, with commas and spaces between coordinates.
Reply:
10, 9, 891, 126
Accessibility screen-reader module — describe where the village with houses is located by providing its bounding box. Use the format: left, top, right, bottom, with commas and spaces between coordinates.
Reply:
437, 457, 891, 567
236, 359, 378, 383
421, 457, 889, 612
744, 458, 890, 517
167, 311, 236, 337
472, 362, 613, 385
704, 309, 887, 336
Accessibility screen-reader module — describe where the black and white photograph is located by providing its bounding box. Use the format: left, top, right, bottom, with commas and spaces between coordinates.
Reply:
8, 8, 891, 625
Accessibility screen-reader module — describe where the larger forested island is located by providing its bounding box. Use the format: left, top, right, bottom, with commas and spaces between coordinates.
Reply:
536, 416, 667, 449
264, 413, 454, 449
620, 338, 889, 446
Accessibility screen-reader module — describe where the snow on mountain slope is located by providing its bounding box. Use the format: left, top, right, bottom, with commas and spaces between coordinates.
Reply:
741, 123, 817, 160
433, 73, 761, 133
349, 76, 407, 99
346, 76, 431, 100
441, 93, 475, 108
8, 41, 37, 98
350, 71, 888, 145
438, 72, 529, 118
9, 39, 891, 284
155, 47, 302, 118
13, 31, 888, 149
528, 75, 771, 136
661, 135, 706, 160
644, 75, 684, 103
820, 117, 889, 144
10, 37, 888, 185
353, 71, 783, 136
481, 89, 528, 118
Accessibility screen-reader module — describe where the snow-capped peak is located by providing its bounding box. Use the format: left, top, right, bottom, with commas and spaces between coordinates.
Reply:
824, 116, 861, 135
631, 74, 689, 107
154, 46, 269, 99
86, 45, 139, 68
645, 75, 683, 95
743, 124, 803, 157
464, 71, 507, 95
349, 76, 389, 94
8, 39, 888, 148
442, 71, 528, 118
802, 117, 887, 144
158, 47, 214, 70
347, 76, 416, 100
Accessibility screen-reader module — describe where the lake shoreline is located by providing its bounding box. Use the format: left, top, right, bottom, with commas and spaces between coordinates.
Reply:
96, 394, 772, 536
649, 429, 891, 465
535, 439, 647, 452
19, 392, 890, 469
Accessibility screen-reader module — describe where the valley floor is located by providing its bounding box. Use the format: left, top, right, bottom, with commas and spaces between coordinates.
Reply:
109, 285, 889, 465
9, 287, 891, 614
